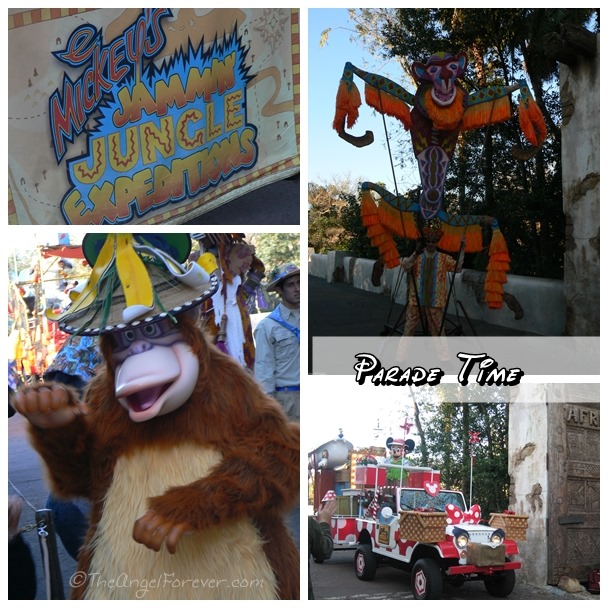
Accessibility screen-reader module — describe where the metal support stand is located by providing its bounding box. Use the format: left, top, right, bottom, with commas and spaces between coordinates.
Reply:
35, 509, 65, 600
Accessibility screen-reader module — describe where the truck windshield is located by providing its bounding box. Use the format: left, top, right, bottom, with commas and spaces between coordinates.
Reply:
399, 490, 466, 513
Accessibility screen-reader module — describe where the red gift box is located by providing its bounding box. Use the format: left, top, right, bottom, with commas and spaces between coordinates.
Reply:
355, 465, 386, 486
408, 470, 441, 489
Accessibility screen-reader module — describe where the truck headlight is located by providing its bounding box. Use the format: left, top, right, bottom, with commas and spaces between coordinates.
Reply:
490, 528, 505, 546
453, 526, 469, 549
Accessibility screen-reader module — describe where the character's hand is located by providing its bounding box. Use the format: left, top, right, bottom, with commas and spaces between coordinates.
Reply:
133, 510, 192, 554
12, 384, 89, 429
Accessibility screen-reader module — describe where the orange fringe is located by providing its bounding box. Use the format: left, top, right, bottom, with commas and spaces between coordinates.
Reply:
360, 191, 379, 226
359, 192, 405, 268
483, 228, 511, 308
461, 96, 511, 131
377, 201, 420, 240
486, 269, 507, 284
333, 80, 362, 131
366, 224, 386, 238
423, 88, 465, 131
370, 233, 391, 247
489, 260, 510, 271
488, 228, 509, 258
438, 223, 483, 253
518, 98, 547, 146
365, 85, 412, 130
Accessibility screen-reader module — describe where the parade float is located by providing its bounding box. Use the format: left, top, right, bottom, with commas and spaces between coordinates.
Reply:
309, 431, 528, 600
8, 238, 89, 387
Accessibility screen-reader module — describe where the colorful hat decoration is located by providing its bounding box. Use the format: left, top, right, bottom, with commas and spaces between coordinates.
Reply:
422, 227, 444, 241
322, 490, 337, 502
267, 263, 300, 292
47, 233, 218, 335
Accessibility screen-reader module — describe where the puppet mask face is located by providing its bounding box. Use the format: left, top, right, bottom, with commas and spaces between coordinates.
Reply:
110, 318, 199, 422
413, 52, 467, 107
390, 445, 403, 459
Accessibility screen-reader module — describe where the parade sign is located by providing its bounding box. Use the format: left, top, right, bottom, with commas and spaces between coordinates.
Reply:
8, 8, 300, 225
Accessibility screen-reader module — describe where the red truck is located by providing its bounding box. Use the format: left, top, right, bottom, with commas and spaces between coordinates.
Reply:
328, 463, 524, 600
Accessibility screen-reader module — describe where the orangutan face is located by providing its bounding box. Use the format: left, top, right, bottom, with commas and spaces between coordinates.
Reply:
412, 52, 467, 107
109, 317, 199, 423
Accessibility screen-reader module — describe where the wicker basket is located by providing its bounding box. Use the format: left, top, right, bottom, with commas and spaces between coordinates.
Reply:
399, 511, 446, 543
488, 513, 529, 541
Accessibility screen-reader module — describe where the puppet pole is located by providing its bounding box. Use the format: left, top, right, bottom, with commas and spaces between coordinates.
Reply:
468, 431, 480, 507
469, 450, 474, 507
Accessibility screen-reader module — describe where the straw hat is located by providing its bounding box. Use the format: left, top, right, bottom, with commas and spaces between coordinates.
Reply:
47, 233, 218, 335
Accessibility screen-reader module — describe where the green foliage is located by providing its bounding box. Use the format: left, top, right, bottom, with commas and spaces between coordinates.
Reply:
412, 399, 510, 517
337, 192, 376, 258
308, 181, 352, 253
249, 233, 300, 275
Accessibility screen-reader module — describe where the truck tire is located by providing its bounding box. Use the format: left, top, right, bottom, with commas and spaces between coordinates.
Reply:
484, 569, 516, 597
411, 558, 443, 600
354, 544, 377, 581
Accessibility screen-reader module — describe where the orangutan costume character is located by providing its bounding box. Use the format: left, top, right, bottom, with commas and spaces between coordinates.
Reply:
12, 233, 299, 600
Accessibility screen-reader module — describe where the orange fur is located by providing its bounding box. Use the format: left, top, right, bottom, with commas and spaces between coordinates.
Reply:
27, 316, 300, 599
365, 84, 412, 130
423, 87, 466, 131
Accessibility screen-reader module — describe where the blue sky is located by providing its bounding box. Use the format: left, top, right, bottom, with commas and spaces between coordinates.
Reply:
307, 9, 419, 192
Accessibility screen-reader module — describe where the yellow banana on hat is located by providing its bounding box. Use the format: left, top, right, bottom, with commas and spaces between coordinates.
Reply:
115, 233, 155, 323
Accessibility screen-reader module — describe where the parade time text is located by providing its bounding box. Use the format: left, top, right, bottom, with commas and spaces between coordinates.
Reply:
353, 352, 524, 387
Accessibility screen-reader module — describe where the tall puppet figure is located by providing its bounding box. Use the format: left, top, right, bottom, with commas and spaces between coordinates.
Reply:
333, 52, 547, 308
12, 233, 300, 600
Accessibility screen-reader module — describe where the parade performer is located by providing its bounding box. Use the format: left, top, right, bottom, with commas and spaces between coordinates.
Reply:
254, 263, 301, 423
333, 51, 547, 308
195, 233, 266, 372
12, 233, 300, 600
401, 226, 465, 335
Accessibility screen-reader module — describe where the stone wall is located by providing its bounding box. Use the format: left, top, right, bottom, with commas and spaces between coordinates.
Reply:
508, 386, 549, 586
561, 35, 600, 335
309, 253, 565, 336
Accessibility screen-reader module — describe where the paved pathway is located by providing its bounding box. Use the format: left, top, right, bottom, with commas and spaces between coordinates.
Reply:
307, 274, 533, 373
